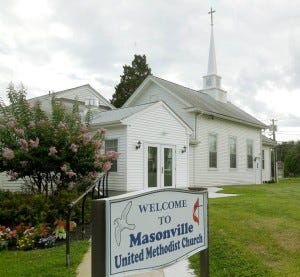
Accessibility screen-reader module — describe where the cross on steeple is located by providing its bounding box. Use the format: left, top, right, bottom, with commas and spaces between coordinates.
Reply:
208, 7, 215, 26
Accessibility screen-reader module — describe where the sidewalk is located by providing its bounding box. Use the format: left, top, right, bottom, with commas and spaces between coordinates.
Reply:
76, 187, 237, 277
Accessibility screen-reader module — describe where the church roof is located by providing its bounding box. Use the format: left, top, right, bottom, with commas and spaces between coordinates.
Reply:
92, 102, 156, 125
262, 135, 277, 146
149, 75, 266, 129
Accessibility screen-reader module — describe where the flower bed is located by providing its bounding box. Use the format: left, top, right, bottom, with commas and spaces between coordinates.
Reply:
0, 220, 77, 251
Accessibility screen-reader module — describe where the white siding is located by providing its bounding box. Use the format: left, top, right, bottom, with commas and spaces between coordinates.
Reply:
125, 104, 189, 191
128, 83, 195, 130
103, 126, 127, 191
190, 116, 262, 186
262, 146, 272, 182
0, 173, 24, 191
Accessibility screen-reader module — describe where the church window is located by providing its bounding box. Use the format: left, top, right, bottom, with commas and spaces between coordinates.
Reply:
209, 134, 217, 168
262, 150, 265, 170
247, 139, 253, 169
105, 139, 118, 172
85, 98, 98, 106
206, 77, 212, 87
229, 137, 237, 168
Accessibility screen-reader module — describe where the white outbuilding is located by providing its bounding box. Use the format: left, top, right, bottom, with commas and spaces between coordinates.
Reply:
91, 101, 192, 192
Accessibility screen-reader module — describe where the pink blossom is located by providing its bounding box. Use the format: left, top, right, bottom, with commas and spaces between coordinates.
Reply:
19, 139, 29, 152
81, 133, 91, 145
3, 148, 15, 160
0, 124, 5, 129
67, 170, 77, 178
29, 137, 39, 148
94, 160, 103, 168
88, 171, 98, 180
15, 128, 24, 136
97, 128, 107, 135
80, 125, 88, 133
102, 161, 112, 172
70, 143, 78, 152
106, 150, 120, 160
28, 121, 36, 128
93, 140, 102, 149
8, 171, 18, 181
48, 146, 58, 156
61, 164, 67, 172
7, 120, 16, 128
58, 121, 66, 129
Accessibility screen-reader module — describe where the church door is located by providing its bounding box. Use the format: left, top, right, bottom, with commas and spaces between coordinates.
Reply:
145, 144, 175, 188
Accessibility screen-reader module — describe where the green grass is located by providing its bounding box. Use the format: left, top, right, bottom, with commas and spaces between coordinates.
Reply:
0, 240, 90, 277
189, 178, 300, 276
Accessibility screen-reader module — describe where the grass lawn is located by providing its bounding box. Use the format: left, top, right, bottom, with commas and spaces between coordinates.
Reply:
0, 240, 90, 277
189, 178, 300, 276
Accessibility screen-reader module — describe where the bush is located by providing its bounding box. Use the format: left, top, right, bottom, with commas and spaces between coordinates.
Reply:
0, 190, 91, 227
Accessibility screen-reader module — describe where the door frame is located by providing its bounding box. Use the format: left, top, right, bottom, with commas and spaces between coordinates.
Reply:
143, 143, 176, 189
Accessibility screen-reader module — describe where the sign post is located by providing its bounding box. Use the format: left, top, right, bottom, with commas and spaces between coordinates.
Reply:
92, 188, 208, 276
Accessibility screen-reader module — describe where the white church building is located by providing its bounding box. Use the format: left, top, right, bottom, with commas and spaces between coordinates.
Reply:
91, 19, 275, 191
0, 14, 276, 192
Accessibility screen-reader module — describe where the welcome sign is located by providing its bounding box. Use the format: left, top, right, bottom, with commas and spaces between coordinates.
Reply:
92, 188, 208, 276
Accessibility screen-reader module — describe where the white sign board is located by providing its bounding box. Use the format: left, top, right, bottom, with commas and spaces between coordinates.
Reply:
104, 189, 208, 276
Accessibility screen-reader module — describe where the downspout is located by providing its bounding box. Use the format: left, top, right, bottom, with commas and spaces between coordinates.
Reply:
193, 113, 197, 186
260, 132, 263, 184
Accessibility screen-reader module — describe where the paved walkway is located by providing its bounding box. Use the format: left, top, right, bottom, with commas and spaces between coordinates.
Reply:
76, 187, 238, 277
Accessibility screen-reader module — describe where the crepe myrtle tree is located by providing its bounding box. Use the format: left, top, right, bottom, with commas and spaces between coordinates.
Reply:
0, 83, 119, 196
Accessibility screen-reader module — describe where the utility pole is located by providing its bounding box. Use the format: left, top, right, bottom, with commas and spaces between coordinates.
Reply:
270, 119, 278, 182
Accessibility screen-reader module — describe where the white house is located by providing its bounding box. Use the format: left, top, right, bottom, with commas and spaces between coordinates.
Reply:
91, 101, 192, 191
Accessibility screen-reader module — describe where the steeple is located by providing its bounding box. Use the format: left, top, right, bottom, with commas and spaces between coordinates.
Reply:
202, 7, 227, 103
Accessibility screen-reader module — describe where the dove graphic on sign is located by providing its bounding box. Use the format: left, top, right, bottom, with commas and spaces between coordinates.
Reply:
114, 201, 136, 246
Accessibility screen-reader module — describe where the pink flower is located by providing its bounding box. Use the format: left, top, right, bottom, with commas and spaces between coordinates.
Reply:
28, 121, 36, 128
19, 139, 29, 152
81, 133, 91, 145
29, 137, 39, 148
97, 128, 106, 135
8, 171, 18, 181
58, 121, 66, 129
48, 146, 58, 156
15, 128, 24, 136
102, 161, 112, 172
3, 148, 15, 160
67, 170, 77, 178
61, 164, 67, 172
88, 171, 98, 180
7, 120, 16, 128
93, 140, 102, 149
106, 150, 120, 160
80, 125, 88, 133
70, 143, 78, 152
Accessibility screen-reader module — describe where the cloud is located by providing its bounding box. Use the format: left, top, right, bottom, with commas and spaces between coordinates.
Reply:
0, 0, 299, 140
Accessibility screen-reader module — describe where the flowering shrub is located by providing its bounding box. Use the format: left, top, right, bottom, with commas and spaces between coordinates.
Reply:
0, 84, 119, 195
37, 235, 56, 248
17, 232, 36, 250
53, 220, 76, 239
0, 226, 17, 245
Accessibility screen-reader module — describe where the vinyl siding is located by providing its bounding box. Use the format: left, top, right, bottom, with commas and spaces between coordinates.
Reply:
128, 83, 195, 129
101, 126, 127, 191
262, 146, 272, 182
0, 173, 24, 191
126, 103, 189, 191
190, 115, 262, 186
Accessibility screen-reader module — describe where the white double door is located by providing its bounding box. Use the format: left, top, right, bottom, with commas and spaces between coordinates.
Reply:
144, 143, 175, 188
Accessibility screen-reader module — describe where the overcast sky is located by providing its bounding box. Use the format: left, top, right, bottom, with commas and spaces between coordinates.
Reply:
0, 0, 299, 142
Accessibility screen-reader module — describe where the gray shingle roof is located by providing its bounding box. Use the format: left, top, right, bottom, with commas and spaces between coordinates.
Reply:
262, 135, 276, 146
92, 102, 156, 125
150, 76, 266, 128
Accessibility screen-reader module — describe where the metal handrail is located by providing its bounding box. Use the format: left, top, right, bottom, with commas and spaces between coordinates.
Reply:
66, 172, 109, 267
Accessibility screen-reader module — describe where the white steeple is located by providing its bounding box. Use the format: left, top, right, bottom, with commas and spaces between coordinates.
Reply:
207, 27, 217, 75
202, 7, 227, 103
